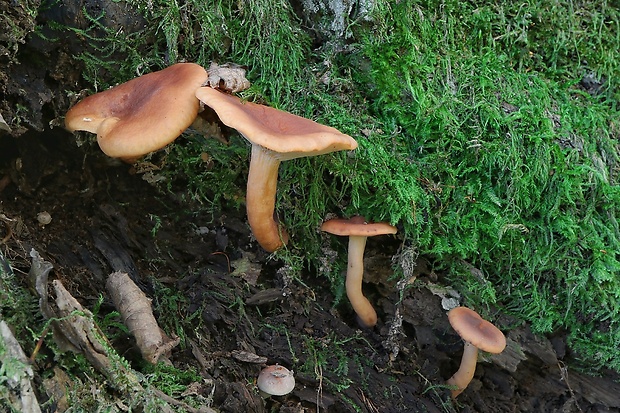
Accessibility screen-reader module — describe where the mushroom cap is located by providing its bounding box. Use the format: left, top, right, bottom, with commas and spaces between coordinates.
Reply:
195, 87, 358, 160
320, 215, 397, 237
448, 306, 506, 354
257, 365, 295, 396
65, 63, 208, 159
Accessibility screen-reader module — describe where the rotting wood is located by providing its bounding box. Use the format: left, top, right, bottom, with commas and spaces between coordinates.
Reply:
30, 249, 181, 410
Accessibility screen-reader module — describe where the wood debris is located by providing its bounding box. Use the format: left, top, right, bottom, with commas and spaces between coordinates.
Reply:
0, 320, 42, 413
106, 271, 180, 364
0, 112, 11, 133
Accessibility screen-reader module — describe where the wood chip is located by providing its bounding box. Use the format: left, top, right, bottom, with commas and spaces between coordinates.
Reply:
0, 320, 42, 413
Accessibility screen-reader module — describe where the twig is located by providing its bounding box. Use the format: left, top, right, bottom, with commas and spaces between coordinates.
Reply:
106, 271, 179, 364
558, 361, 584, 413
211, 251, 231, 273
0, 214, 14, 244
152, 388, 216, 413
29, 324, 52, 363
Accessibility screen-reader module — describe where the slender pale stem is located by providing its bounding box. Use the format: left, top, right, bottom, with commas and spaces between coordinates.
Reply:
446, 341, 478, 398
346, 235, 377, 327
246, 145, 289, 252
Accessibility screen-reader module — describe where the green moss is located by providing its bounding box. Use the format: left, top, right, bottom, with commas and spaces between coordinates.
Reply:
142, 363, 202, 397
259, 0, 620, 372
63, 0, 311, 101
345, 1, 620, 371
162, 134, 249, 214
226, 0, 311, 101
150, 278, 203, 348
0, 253, 40, 347
1, 0, 41, 60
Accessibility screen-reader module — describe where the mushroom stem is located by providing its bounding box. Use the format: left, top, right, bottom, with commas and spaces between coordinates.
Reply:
346, 235, 377, 327
446, 341, 478, 398
246, 144, 289, 252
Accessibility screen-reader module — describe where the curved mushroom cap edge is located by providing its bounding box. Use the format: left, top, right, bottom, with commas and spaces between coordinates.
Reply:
448, 306, 506, 354
320, 216, 397, 237
195, 86, 358, 159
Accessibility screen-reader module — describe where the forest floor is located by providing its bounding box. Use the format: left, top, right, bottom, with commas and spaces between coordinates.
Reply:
2, 1, 620, 411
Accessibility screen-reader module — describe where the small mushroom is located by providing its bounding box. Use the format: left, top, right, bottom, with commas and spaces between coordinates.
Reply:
195, 87, 358, 252
65, 63, 208, 162
320, 216, 397, 327
446, 306, 506, 398
37, 211, 52, 226
256, 364, 295, 398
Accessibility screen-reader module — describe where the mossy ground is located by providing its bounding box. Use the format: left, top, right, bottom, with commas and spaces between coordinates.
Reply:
105, 0, 620, 373
67, 0, 620, 370
3, 0, 620, 410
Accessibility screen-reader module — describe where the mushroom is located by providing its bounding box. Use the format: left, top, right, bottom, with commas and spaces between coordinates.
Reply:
446, 306, 506, 398
65, 63, 208, 162
256, 364, 295, 398
320, 216, 397, 327
195, 86, 358, 252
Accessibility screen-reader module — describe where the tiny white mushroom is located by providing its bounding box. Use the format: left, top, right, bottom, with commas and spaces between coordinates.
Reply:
257, 364, 295, 398
37, 211, 52, 226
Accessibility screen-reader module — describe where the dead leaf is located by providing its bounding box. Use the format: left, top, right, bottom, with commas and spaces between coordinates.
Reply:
206, 62, 251, 93
230, 252, 262, 286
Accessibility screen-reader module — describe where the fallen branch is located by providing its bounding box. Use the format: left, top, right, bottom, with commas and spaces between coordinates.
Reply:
53, 278, 143, 393
30, 250, 213, 411
106, 271, 179, 364
31, 248, 133, 382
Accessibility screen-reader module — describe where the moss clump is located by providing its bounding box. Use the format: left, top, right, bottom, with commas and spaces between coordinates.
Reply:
247, 0, 620, 372
341, 0, 620, 371
51, 0, 309, 97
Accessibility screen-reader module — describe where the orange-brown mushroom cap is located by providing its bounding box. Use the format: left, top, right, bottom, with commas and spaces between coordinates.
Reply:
194, 87, 358, 160
448, 307, 506, 353
65, 63, 208, 160
320, 216, 397, 237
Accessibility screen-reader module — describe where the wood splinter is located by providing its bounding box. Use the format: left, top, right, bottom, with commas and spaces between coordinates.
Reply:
106, 271, 179, 364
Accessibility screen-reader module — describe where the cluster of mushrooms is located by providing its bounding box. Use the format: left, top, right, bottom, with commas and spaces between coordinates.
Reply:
64, 63, 506, 399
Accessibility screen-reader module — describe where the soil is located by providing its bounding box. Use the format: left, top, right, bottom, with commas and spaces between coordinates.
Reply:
2, 2, 620, 413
